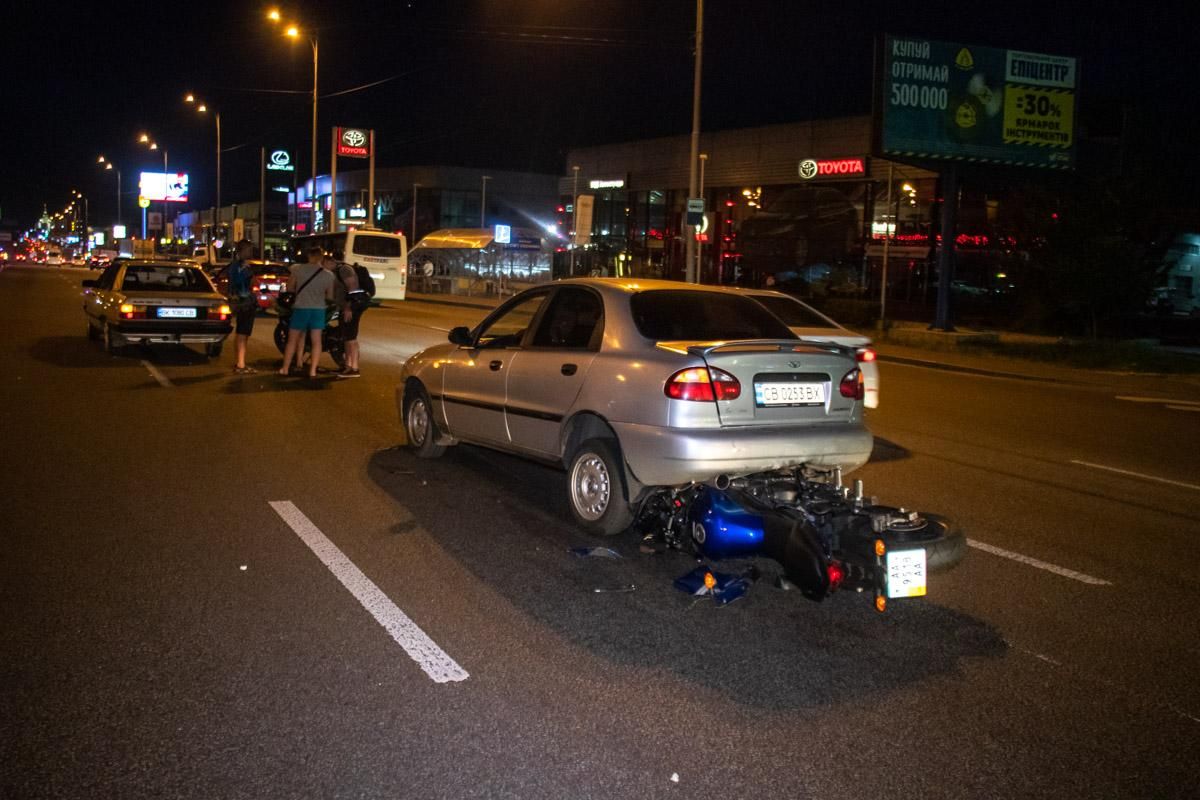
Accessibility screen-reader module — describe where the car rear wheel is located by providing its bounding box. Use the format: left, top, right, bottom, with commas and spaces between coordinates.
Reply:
404, 385, 446, 459
86, 320, 99, 341
567, 438, 634, 536
205, 342, 223, 358
102, 322, 121, 354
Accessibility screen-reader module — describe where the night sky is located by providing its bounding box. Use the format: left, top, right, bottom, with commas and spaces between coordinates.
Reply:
3, 0, 1197, 227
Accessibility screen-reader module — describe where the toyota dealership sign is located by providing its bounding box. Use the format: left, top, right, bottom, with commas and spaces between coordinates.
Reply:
336, 128, 371, 158
799, 158, 867, 180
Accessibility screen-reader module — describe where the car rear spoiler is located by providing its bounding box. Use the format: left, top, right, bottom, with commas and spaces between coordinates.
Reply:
677, 339, 856, 360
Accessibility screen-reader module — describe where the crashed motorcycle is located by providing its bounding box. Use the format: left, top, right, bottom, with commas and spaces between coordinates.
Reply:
634, 465, 966, 612
272, 302, 347, 370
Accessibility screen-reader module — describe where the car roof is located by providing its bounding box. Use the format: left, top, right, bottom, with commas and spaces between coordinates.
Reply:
116, 259, 205, 270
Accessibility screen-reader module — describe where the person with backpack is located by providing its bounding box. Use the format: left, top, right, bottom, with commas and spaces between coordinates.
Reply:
332, 260, 375, 378
226, 240, 258, 374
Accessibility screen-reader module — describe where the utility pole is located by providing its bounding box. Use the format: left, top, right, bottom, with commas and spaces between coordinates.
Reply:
696, 153, 707, 282
570, 166, 580, 275
684, 0, 704, 283
259, 147, 267, 257
880, 163, 893, 325
311, 36, 319, 235
480, 175, 491, 228
411, 182, 421, 245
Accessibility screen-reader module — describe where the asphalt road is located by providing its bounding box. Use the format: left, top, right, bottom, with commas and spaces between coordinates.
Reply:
3, 264, 1199, 799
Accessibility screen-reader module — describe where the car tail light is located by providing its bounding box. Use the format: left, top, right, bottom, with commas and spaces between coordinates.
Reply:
251, 283, 261, 292
839, 369, 864, 400
210, 304, 231, 321
666, 366, 741, 402
119, 303, 146, 320
856, 347, 876, 363
826, 560, 846, 591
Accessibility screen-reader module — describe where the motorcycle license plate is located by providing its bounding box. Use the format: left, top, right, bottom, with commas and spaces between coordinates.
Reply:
754, 382, 825, 406
157, 307, 196, 319
886, 549, 927, 598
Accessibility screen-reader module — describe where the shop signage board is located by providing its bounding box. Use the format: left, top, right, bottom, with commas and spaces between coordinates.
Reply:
799, 157, 867, 180
574, 195, 595, 246
267, 149, 295, 172
686, 197, 705, 226
336, 128, 371, 158
878, 35, 1077, 169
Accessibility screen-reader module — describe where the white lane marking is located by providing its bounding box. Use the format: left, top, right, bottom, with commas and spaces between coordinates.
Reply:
140, 360, 173, 388
967, 539, 1112, 586
1115, 395, 1200, 406
268, 500, 469, 684
1070, 459, 1200, 493
1167, 405, 1200, 413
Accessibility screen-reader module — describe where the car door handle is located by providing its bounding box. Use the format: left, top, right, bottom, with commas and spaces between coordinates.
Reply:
561, 363, 577, 376
489, 360, 503, 371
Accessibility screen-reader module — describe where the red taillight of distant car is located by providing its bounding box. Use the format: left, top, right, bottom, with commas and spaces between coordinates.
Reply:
856, 348, 876, 363
839, 369, 864, 400
666, 366, 742, 402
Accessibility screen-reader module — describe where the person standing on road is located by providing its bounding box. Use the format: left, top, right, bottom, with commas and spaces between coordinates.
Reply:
278, 246, 334, 379
226, 240, 258, 374
330, 260, 365, 378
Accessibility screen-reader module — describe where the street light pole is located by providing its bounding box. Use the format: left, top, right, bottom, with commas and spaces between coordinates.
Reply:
411, 182, 421, 245
684, 0, 704, 284
570, 165, 580, 275
480, 175, 491, 228
696, 152, 707, 282
310, 36, 318, 235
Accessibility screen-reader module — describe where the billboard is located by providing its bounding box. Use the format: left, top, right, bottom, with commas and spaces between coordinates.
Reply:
139, 172, 189, 202
878, 35, 1077, 169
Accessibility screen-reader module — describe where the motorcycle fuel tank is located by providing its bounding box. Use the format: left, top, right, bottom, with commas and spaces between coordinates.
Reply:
687, 487, 766, 559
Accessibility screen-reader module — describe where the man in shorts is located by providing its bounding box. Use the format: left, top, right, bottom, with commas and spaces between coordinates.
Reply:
278, 246, 334, 378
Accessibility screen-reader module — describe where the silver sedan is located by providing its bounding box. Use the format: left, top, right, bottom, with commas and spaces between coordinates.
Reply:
397, 278, 872, 535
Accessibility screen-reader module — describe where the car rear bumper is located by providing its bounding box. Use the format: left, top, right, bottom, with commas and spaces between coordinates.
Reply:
113, 321, 232, 344
612, 420, 874, 487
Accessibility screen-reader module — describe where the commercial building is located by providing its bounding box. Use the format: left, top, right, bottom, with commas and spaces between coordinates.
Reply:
557, 116, 974, 297
292, 166, 560, 246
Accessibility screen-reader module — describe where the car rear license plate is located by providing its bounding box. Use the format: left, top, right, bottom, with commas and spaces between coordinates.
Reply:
157, 307, 196, 319
754, 382, 825, 406
886, 549, 927, 598
266, 283, 281, 291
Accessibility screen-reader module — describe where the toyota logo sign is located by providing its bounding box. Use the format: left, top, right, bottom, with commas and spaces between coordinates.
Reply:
799, 157, 867, 180
798, 159, 819, 180
336, 127, 371, 158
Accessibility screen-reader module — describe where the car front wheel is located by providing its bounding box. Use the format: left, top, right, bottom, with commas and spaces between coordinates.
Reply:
567, 438, 634, 536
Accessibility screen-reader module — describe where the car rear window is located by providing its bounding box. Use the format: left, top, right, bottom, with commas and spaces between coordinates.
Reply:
752, 295, 837, 329
630, 290, 796, 341
352, 234, 402, 258
121, 265, 213, 292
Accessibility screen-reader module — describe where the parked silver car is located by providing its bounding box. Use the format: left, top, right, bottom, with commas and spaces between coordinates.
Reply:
397, 278, 872, 535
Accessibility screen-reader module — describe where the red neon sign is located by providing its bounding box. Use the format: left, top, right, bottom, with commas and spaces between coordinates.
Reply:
800, 157, 866, 179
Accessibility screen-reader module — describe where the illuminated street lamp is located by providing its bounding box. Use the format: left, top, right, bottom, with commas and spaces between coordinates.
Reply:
97, 155, 122, 224
185, 94, 222, 236
268, 12, 319, 232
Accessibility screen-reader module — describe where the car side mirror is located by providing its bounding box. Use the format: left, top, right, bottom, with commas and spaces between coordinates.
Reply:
448, 326, 474, 347
81, 279, 97, 288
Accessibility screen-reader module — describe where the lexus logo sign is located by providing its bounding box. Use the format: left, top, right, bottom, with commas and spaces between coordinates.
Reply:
266, 149, 294, 172
799, 157, 867, 180
336, 127, 371, 158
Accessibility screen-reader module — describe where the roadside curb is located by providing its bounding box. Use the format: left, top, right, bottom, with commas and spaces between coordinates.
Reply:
397, 295, 500, 311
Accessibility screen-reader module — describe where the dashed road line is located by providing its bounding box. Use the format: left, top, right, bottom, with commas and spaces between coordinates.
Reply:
967, 539, 1112, 585
1070, 459, 1200, 493
1115, 395, 1200, 406
268, 500, 469, 684
140, 360, 173, 388
1166, 405, 1200, 413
